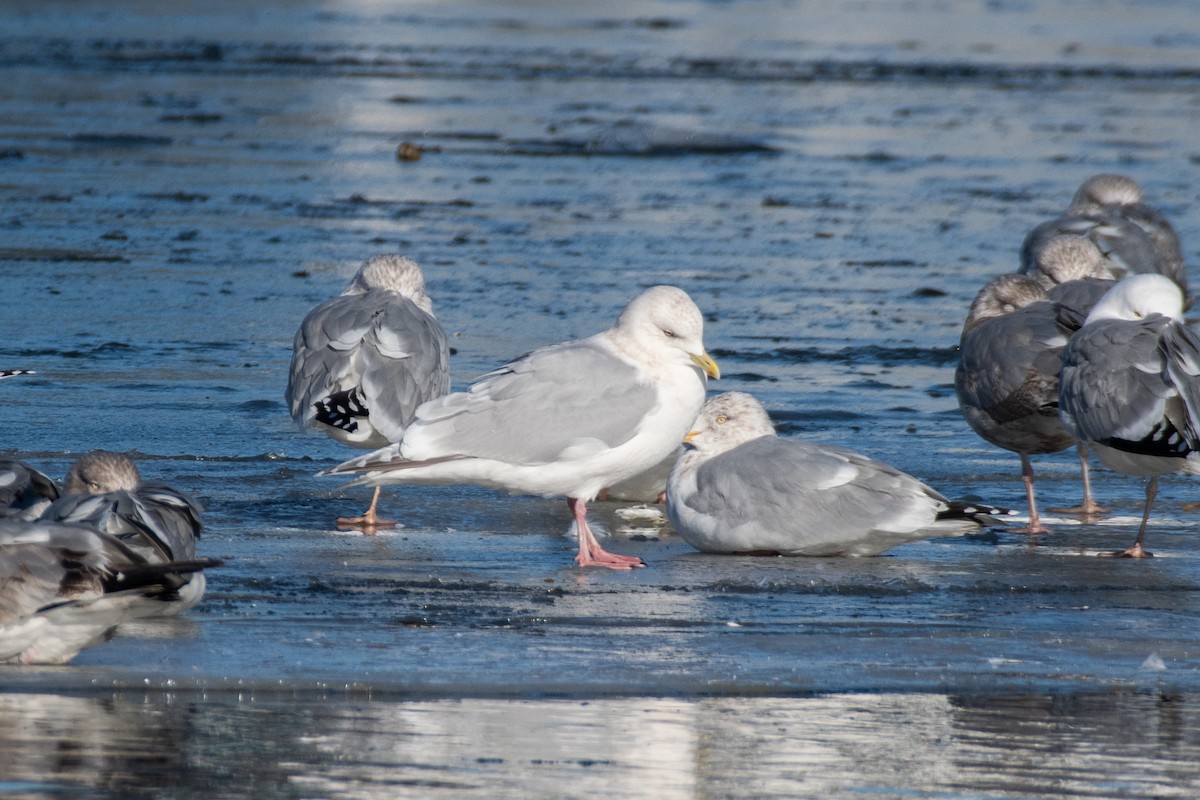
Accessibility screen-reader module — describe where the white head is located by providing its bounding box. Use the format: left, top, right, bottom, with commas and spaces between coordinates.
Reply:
612, 285, 720, 379
65, 451, 141, 495
683, 392, 775, 457
346, 254, 433, 314
1037, 234, 1117, 284
1084, 273, 1184, 325
1068, 173, 1143, 213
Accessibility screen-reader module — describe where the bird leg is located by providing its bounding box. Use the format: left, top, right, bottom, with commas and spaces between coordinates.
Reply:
1048, 443, 1108, 516
336, 486, 397, 532
568, 498, 645, 569
1008, 453, 1051, 534
1110, 476, 1156, 558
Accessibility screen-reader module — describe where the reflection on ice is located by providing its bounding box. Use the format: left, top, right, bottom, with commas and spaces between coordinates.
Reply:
0, 691, 1197, 799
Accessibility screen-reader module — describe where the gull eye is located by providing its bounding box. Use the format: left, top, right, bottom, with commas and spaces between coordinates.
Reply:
88, 481, 101, 491
715, 414, 728, 425
662, 328, 678, 339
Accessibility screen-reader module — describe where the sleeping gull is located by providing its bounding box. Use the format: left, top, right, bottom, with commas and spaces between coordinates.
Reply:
1059, 273, 1200, 557
0, 518, 217, 664
286, 254, 450, 528
666, 393, 1000, 556
957, 240, 1116, 530
1021, 174, 1186, 293
38, 451, 209, 612
321, 285, 720, 569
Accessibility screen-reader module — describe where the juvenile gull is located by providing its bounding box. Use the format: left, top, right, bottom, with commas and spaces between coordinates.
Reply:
1059, 273, 1200, 557
0, 519, 217, 664
286, 254, 450, 528
322, 285, 720, 569
956, 274, 1093, 531
1021, 174, 1186, 293
666, 393, 997, 556
957, 239, 1116, 530
39, 451, 208, 612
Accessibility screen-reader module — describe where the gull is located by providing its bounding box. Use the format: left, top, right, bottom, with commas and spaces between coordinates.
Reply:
666, 393, 999, 556
1021, 174, 1186, 293
38, 451, 208, 613
958, 237, 1118, 530
286, 254, 450, 529
0, 370, 33, 380
1059, 273, 1200, 557
0, 519, 217, 664
0, 460, 61, 520
321, 285, 720, 570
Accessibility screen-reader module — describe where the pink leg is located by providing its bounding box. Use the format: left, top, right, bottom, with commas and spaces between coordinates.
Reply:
1008, 453, 1051, 534
568, 498, 645, 569
336, 485, 397, 532
1048, 443, 1108, 516
1107, 476, 1155, 558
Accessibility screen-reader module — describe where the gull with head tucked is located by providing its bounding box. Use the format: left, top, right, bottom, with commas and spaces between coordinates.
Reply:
1059, 273, 1200, 557
322, 285, 720, 570
286, 254, 451, 529
667, 392, 1000, 556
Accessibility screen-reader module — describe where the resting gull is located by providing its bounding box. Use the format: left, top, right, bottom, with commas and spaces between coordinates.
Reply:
1059, 273, 1200, 557
956, 240, 1115, 530
1021, 174, 1186, 293
321, 285, 720, 569
38, 451, 208, 612
0, 519, 217, 664
286, 254, 450, 528
666, 393, 999, 556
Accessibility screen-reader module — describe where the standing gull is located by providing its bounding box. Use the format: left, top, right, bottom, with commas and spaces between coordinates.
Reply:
956, 273, 1091, 531
1059, 273, 1200, 557
286, 254, 451, 528
39, 451, 208, 613
321, 285, 720, 570
666, 393, 998, 556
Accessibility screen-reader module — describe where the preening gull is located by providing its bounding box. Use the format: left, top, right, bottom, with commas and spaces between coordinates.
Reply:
0, 519, 217, 664
1059, 273, 1200, 557
39, 451, 209, 612
666, 393, 999, 556
286, 254, 451, 528
1021, 174, 1186, 294
321, 285, 720, 570
956, 242, 1115, 530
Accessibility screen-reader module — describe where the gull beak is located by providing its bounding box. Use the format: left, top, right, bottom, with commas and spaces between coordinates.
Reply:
690, 352, 720, 380
682, 429, 699, 448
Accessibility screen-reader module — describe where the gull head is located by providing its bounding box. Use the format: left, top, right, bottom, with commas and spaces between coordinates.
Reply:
963, 273, 1048, 332
1084, 273, 1184, 325
347, 254, 433, 314
1069, 173, 1143, 213
64, 451, 141, 495
1037, 234, 1116, 284
615, 285, 719, 379
683, 392, 775, 456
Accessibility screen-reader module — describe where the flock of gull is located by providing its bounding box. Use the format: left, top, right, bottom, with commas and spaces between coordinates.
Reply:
1, 173, 1195, 665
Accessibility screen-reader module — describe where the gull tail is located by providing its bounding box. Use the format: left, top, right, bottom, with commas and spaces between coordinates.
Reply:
938, 500, 1014, 528
313, 387, 368, 434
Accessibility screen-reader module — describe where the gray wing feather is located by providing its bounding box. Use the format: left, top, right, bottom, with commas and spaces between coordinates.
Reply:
1059, 316, 1174, 443
684, 437, 944, 547
956, 304, 1069, 425
39, 485, 202, 564
286, 290, 450, 437
403, 340, 659, 465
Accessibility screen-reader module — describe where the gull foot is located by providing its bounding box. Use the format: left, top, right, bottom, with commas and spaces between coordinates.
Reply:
1101, 543, 1152, 559
335, 514, 397, 534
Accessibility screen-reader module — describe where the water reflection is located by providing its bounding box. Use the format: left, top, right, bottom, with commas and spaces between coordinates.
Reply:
0, 691, 1196, 799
